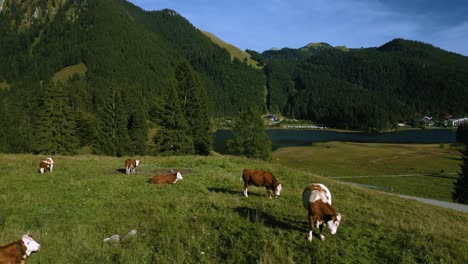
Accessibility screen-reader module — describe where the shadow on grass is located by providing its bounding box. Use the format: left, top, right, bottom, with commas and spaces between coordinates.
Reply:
234, 207, 304, 232
116, 168, 127, 174
207, 187, 244, 196
422, 173, 458, 179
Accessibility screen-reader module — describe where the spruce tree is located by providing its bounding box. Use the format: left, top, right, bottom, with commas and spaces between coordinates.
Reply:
127, 108, 148, 155
175, 61, 212, 155
456, 124, 468, 145
94, 87, 130, 156
227, 108, 272, 160
153, 78, 194, 155
32, 82, 78, 154
453, 143, 468, 204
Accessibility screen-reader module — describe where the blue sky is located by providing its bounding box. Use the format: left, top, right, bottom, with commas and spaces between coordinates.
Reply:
128, 0, 468, 56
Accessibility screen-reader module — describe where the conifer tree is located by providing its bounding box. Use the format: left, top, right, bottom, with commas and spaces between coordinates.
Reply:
456, 124, 468, 145
227, 108, 272, 160
127, 108, 148, 155
32, 82, 78, 154
453, 141, 468, 204
175, 61, 212, 155
94, 87, 130, 156
153, 78, 194, 155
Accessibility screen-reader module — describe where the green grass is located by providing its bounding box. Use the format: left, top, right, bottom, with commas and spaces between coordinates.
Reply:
273, 142, 463, 201
52, 63, 88, 83
0, 154, 467, 263
201, 31, 262, 69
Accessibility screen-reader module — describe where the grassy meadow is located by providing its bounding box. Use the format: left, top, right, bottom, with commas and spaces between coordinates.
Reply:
273, 142, 463, 201
0, 154, 467, 263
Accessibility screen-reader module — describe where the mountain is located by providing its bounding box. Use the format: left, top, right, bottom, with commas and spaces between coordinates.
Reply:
0, 0, 265, 154
1, 0, 467, 155
261, 38, 468, 130
201, 30, 261, 69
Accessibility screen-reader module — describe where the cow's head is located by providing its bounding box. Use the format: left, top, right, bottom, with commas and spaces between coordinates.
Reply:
275, 183, 283, 197
135, 160, 140, 166
326, 213, 341, 235
21, 234, 40, 255
176, 172, 183, 180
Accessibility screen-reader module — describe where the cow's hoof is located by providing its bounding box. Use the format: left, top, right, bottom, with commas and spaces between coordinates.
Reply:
320, 235, 325, 241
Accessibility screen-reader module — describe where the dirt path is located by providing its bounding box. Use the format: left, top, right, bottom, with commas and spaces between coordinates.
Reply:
340, 181, 468, 213
330, 172, 457, 179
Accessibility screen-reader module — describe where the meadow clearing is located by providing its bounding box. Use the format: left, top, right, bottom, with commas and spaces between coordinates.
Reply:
273, 142, 463, 201
0, 152, 467, 263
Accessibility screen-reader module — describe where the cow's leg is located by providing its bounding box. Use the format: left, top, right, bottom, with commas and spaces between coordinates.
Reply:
49, 164, 53, 172
319, 222, 325, 241
39, 168, 44, 174
266, 188, 272, 199
307, 212, 314, 241
243, 184, 248, 197
126, 167, 130, 175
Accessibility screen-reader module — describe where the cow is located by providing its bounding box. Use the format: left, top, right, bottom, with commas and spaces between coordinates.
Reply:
125, 159, 140, 175
0, 234, 40, 264
242, 169, 282, 198
38, 158, 54, 174
302, 183, 341, 241
147, 172, 183, 184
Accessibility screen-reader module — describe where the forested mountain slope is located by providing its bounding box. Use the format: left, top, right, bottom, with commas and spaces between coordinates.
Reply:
259, 39, 468, 131
1, 0, 467, 155
0, 0, 265, 154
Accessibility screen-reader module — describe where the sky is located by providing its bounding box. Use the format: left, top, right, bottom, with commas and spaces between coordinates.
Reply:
128, 0, 468, 56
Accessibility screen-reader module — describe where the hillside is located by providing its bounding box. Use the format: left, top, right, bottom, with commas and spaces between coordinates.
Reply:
0, 154, 467, 263
1, 0, 468, 155
201, 30, 261, 69
262, 39, 468, 131
0, 0, 265, 154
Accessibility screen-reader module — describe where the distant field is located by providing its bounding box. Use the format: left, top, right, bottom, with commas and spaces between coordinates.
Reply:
52, 63, 88, 83
273, 142, 462, 201
0, 154, 467, 263
0, 80, 9, 90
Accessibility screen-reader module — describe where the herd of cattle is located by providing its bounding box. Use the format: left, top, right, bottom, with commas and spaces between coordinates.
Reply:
0, 157, 342, 263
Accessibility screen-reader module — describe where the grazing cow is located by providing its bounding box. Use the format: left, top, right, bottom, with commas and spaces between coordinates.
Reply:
147, 172, 183, 184
38, 158, 54, 174
125, 159, 140, 175
0, 234, 40, 264
302, 183, 341, 241
242, 169, 282, 198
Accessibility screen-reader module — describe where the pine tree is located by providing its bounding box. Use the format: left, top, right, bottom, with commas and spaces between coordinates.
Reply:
32, 82, 78, 154
456, 124, 468, 145
94, 87, 130, 156
175, 61, 212, 155
127, 108, 148, 155
227, 108, 272, 160
453, 143, 468, 204
153, 78, 194, 155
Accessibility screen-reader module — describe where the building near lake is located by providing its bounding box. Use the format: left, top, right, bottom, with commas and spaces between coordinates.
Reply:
447, 117, 468, 127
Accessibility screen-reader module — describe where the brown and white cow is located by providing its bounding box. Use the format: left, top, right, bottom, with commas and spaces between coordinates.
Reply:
147, 172, 183, 184
0, 234, 40, 264
125, 159, 140, 175
242, 169, 282, 198
302, 183, 341, 241
39, 158, 54, 174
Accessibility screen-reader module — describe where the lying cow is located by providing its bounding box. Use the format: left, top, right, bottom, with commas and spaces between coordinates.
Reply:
242, 169, 282, 198
0, 234, 40, 264
125, 159, 140, 175
302, 183, 341, 241
147, 172, 183, 184
39, 158, 54, 174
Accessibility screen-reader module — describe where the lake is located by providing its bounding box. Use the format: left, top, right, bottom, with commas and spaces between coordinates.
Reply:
214, 128, 457, 154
